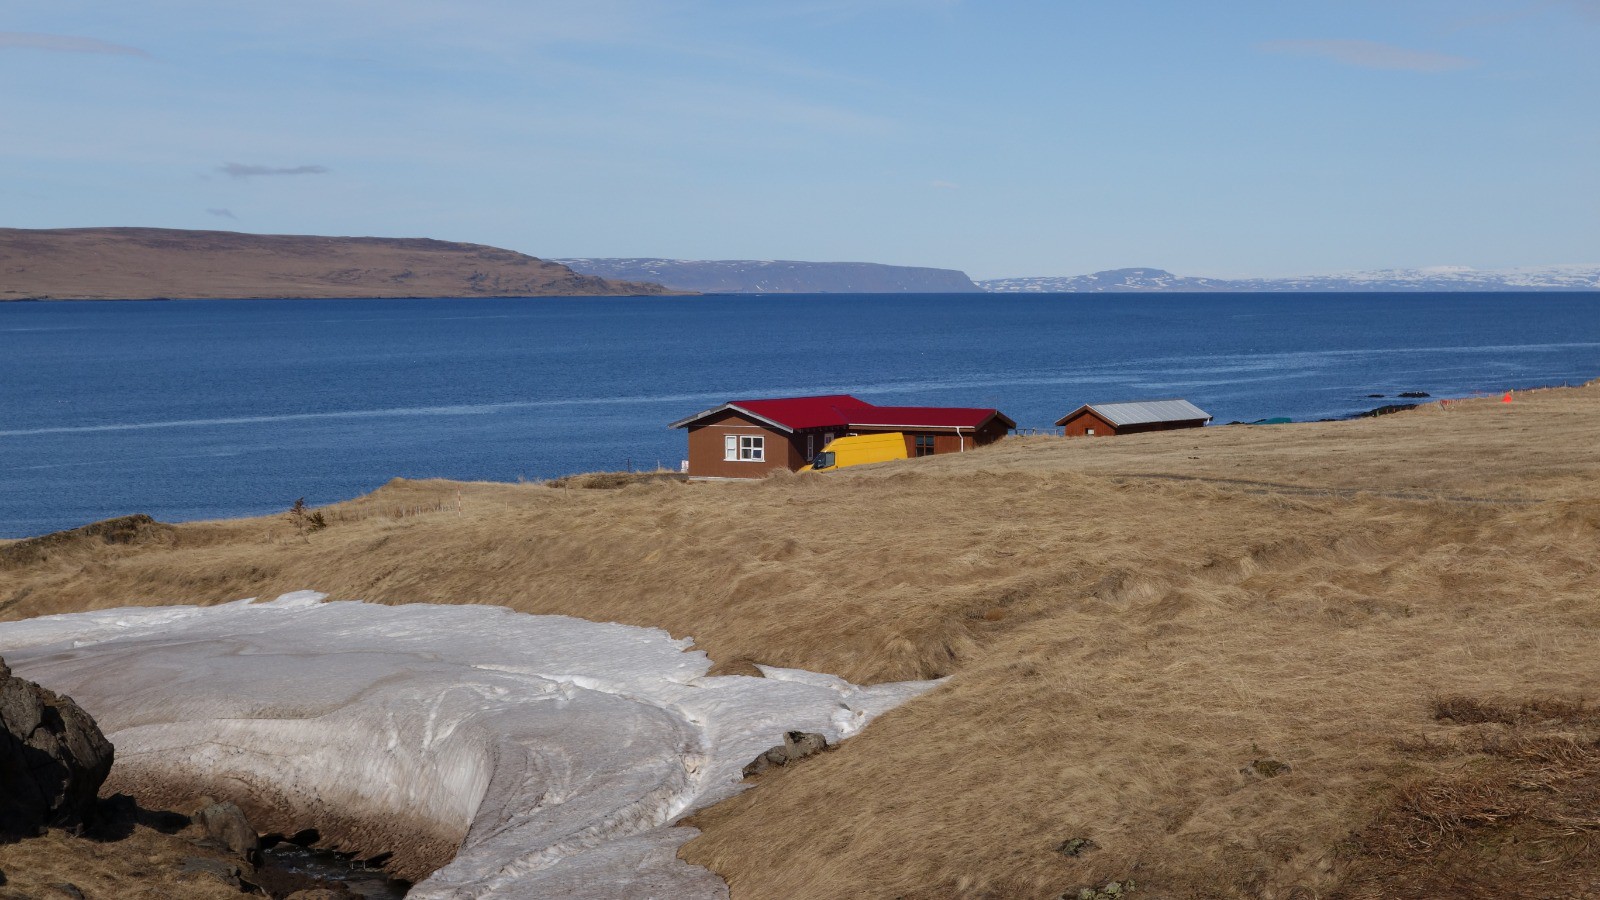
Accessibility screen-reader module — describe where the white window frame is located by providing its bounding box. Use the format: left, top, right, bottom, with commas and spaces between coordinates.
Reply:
806, 434, 815, 461
738, 435, 765, 461
724, 434, 739, 460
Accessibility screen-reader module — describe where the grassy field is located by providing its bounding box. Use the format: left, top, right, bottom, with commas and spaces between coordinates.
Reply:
2, 383, 1598, 898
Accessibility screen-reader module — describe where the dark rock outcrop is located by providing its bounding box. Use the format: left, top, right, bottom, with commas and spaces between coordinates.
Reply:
1357, 404, 1418, 418
742, 731, 828, 777
0, 658, 114, 836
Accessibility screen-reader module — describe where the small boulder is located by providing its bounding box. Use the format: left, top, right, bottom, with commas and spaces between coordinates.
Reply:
741, 747, 786, 778
0, 657, 115, 836
1056, 837, 1098, 857
1241, 758, 1291, 779
195, 800, 260, 860
742, 731, 829, 778
180, 856, 243, 889
784, 731, 827, 758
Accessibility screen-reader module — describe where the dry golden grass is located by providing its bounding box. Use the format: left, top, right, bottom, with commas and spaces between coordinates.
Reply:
3, 382, 1599, 898
0, 824, 246, 899
1333, 697, 1600, 899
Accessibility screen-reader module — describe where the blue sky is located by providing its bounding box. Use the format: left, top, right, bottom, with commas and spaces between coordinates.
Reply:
2, 1, 1596, 278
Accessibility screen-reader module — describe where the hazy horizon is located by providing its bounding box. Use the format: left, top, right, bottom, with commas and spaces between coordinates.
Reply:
3, 1, 1597, 280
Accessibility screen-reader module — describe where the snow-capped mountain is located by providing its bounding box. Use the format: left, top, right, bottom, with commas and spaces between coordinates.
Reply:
979, 268, 1228, 292
979, 265, 1600, 293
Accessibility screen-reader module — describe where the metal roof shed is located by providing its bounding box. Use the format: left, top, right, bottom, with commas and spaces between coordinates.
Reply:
1054, 399, 1212, 436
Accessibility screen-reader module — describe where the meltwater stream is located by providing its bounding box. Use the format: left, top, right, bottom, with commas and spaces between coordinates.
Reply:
262, 843, 411, 899
0, 593, 939, 898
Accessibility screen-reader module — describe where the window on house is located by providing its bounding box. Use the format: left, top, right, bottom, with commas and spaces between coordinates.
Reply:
739, 435, 764, 461
914, 434, 937, 457
724, 434, 739, 460
806, 434, 815, 461
823, 432, 835, 446
1085, 428, 1095, 436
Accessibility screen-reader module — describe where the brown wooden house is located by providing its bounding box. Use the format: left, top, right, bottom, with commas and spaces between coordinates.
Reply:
670, 394, 1015, 478
1055, 399, 1212, 437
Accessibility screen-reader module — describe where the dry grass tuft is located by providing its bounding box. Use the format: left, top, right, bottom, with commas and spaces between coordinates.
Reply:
543, 470, 687, 490
1334, 696, 1600, 899
0, 514, 173, 570
3, 382, 1600, 897
1431, 694, 1598, 727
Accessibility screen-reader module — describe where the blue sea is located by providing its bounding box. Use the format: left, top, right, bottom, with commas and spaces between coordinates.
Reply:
2, 293, 1597, 538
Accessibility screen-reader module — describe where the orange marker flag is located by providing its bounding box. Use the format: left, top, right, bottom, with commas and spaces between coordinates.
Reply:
1502, 392, 1513, 403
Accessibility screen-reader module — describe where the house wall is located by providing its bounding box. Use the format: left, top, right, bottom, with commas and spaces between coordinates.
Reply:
850, 419, 1010, 456
1114, 418, 1207, 435
1061, 410, 1117, 437
683, 410, 832, 478
974, 418, 1011, 446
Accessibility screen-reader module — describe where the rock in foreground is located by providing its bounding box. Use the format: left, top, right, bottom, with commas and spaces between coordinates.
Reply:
0, 657, 114, 836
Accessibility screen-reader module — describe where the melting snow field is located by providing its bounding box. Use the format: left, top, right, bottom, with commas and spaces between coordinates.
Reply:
0, 593, 938, 898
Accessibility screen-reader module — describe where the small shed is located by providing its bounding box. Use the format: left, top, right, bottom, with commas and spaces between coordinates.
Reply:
1055, 399, 1212, 437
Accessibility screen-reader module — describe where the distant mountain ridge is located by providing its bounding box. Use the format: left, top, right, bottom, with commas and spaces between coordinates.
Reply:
0, 228, 671, 301
556, 258, 981, 293
980, 265, 1600, 293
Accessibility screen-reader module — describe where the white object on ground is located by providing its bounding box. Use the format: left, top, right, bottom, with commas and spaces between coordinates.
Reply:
0, 592, 939, 899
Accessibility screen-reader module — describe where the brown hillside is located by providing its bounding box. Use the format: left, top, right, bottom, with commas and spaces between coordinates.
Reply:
2, 384, 1599, 897
0, 227, 673, 300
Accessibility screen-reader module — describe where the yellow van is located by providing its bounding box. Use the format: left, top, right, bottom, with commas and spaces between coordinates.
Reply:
801, 432, 909, 472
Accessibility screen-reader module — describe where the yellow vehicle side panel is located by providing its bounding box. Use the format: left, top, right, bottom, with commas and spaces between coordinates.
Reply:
801, 432, 909, 472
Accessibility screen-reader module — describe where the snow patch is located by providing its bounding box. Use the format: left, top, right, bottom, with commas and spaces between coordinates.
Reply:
0, 594, 940, 899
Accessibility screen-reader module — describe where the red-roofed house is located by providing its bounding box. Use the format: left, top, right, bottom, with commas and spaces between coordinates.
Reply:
669, 395, 1015, 478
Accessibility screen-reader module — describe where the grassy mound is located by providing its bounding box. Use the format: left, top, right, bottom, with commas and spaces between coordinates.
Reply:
3, 384, 1598, 897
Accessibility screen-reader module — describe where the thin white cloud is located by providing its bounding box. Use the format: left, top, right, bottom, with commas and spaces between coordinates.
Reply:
0, 31, 150, 57
206, 208, 238, 219
930, 179, 959, 190
218, 163, 330, 179
1259, 39, 1478, 72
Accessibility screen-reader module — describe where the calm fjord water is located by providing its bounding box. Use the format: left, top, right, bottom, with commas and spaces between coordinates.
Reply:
2, 292, 1597, 538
